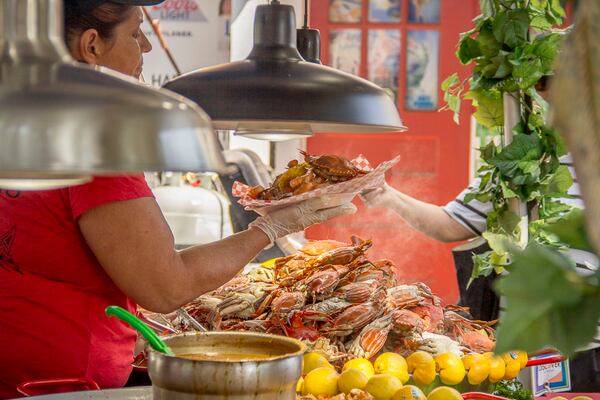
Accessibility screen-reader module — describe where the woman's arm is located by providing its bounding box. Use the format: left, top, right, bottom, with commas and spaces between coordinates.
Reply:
79, 197, 355, 313
361, 184, 475, 243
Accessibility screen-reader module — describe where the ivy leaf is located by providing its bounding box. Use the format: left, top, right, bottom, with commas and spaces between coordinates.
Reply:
492, 9, 529, 49
477, 23, 502, 58
481, 141, 497, 162
483, 231, 511, 254
458, 37, 482, 64
512, 58, 544, 89
467, 89, 504, 128
490, 134, 544, 177
470, 251, 495, 287
479, 0, 495, 18
530, 33, 563, 74
495, 244, 600, 357
545, 165, 573, 196
441, 73, 459, 91
545, 208, 593, 251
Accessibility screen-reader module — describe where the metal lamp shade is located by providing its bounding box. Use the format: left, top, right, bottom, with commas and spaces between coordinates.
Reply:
163, 2, 406, 139
0, 0, 226, 190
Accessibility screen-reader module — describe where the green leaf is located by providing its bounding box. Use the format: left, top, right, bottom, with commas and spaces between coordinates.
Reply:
441, 73, 460, 91
492, 9, 529, 49
479, 0, 496, 18
458, 37, 482, 64
512, 58, 544, 89
545, 165, 573, 195
490, 134, 544, 177
530, 33, 562, 74
468, 89, 504, 128
545, 208, 593, 251
499, 210, 521, 233
476, 24, 502, 58
470, 252, 495, 285
483, 231, 511, 254
495, 244, 600, 357
481, 141, 497, 162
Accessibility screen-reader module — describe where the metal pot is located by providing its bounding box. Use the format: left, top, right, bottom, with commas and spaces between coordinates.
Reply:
147, 332, 305, 400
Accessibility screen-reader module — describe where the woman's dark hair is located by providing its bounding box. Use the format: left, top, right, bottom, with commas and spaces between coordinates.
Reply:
63, 2, 134, 49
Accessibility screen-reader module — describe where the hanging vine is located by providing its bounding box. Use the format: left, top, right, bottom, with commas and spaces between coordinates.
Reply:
441, 0, 573, 281
440, 0, 600, 356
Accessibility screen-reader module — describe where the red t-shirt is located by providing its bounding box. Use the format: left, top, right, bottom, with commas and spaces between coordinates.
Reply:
0, 176, 154, 399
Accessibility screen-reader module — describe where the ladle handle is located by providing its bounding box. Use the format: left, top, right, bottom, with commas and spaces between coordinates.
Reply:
106, 306, 174, 355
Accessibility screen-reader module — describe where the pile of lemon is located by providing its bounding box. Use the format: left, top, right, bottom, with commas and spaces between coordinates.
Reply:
298, 350, 529, 399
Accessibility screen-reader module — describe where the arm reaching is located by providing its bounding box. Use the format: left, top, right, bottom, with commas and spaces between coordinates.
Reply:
79, 197, 356, 313
360, 183, 475, 243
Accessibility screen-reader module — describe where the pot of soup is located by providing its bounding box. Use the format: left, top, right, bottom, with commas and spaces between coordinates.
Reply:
147, 331, 306, 399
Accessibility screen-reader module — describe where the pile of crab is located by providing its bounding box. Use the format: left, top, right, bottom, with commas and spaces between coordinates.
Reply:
247, 151, 367, 200
179, 237, 496, 364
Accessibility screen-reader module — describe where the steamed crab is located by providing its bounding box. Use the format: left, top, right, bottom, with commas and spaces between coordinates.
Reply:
248, 152, 366, 200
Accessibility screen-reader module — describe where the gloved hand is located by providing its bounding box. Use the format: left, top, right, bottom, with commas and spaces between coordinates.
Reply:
359, 183, 397, 209
249, 198, 357, 243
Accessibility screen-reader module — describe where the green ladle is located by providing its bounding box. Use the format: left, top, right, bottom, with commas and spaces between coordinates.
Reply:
106, 305, 174, 356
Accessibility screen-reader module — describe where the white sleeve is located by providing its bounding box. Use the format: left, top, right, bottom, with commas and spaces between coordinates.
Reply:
442, 177, 492, 236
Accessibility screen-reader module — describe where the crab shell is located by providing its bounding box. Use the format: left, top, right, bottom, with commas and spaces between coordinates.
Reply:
300, 151, 364, 178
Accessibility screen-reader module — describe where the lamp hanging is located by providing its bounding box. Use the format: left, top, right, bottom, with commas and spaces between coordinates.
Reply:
0, 0, 228, 190
163, 0, 406, 141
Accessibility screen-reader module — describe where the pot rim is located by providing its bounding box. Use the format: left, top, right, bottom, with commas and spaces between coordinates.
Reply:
147, 331, 307, 363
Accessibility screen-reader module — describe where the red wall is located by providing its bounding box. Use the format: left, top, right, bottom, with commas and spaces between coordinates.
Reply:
306, 0, 480, 303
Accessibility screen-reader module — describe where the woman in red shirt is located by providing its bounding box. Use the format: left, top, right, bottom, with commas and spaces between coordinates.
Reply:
0, 1, 356, 397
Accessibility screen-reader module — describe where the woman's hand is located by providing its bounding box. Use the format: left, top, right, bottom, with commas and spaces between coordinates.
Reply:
250, 197, 357, 243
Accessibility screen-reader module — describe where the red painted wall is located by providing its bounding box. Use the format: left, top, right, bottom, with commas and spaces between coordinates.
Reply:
306, 0, 480, 303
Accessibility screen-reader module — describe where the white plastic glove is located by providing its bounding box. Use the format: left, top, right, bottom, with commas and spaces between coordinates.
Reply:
249, 198, 357, 243
359, 182, 398, 209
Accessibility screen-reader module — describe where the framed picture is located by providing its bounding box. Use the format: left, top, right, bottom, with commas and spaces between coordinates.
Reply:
329, 0, 362, 23
405, 29, 439, 110
368, 29, 401, 91
329, 29, 362, 75
368, 0, 402, 23
408, 0, 441, 23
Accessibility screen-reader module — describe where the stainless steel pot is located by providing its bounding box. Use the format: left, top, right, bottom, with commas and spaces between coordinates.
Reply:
147, 332, 305, 400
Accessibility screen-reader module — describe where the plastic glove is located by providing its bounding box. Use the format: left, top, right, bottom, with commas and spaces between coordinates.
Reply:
249, 198, 357, 243
359, 183, 397, 209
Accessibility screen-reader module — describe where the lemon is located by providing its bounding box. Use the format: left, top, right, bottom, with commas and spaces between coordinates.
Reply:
374, 353, 410, 384
303, 352, 333, 375
484, 352, 506, 383
515, 350, 528, 369
462, 353, 490, 385
427, 386, 462, 400
338, 368, 369, 393
551, 398, 568, 400
501, 352, 521, 380
392, 385, 426, 400
296, 377, 304, 393
435, 352, 466, 385
365, 374, 403, 400
572, 397, 594, 400
343, 357, 376, 379
407, 351, 436, 386
302, 366, 339, 397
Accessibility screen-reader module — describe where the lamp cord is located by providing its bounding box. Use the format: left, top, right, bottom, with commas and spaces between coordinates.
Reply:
303, 0, 309, 28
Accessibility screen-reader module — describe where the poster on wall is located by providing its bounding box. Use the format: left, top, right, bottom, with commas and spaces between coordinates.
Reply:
368, 29, 401, 99
141, 0, 231, 87
408, 0, 440, 23
329, 29, 362, 75
368, 0, 402, 22
405, 29, 439, 110
329, 0, 362, 23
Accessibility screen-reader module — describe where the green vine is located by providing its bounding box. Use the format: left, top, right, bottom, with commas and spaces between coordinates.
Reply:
441, 0, 600, 357
441, 0, 573, 282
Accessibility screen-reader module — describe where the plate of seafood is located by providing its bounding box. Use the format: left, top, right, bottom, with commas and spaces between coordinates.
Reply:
232, 152, 401, 215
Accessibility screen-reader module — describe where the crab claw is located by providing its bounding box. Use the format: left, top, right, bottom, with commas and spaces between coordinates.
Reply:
348, 315, 392, 359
